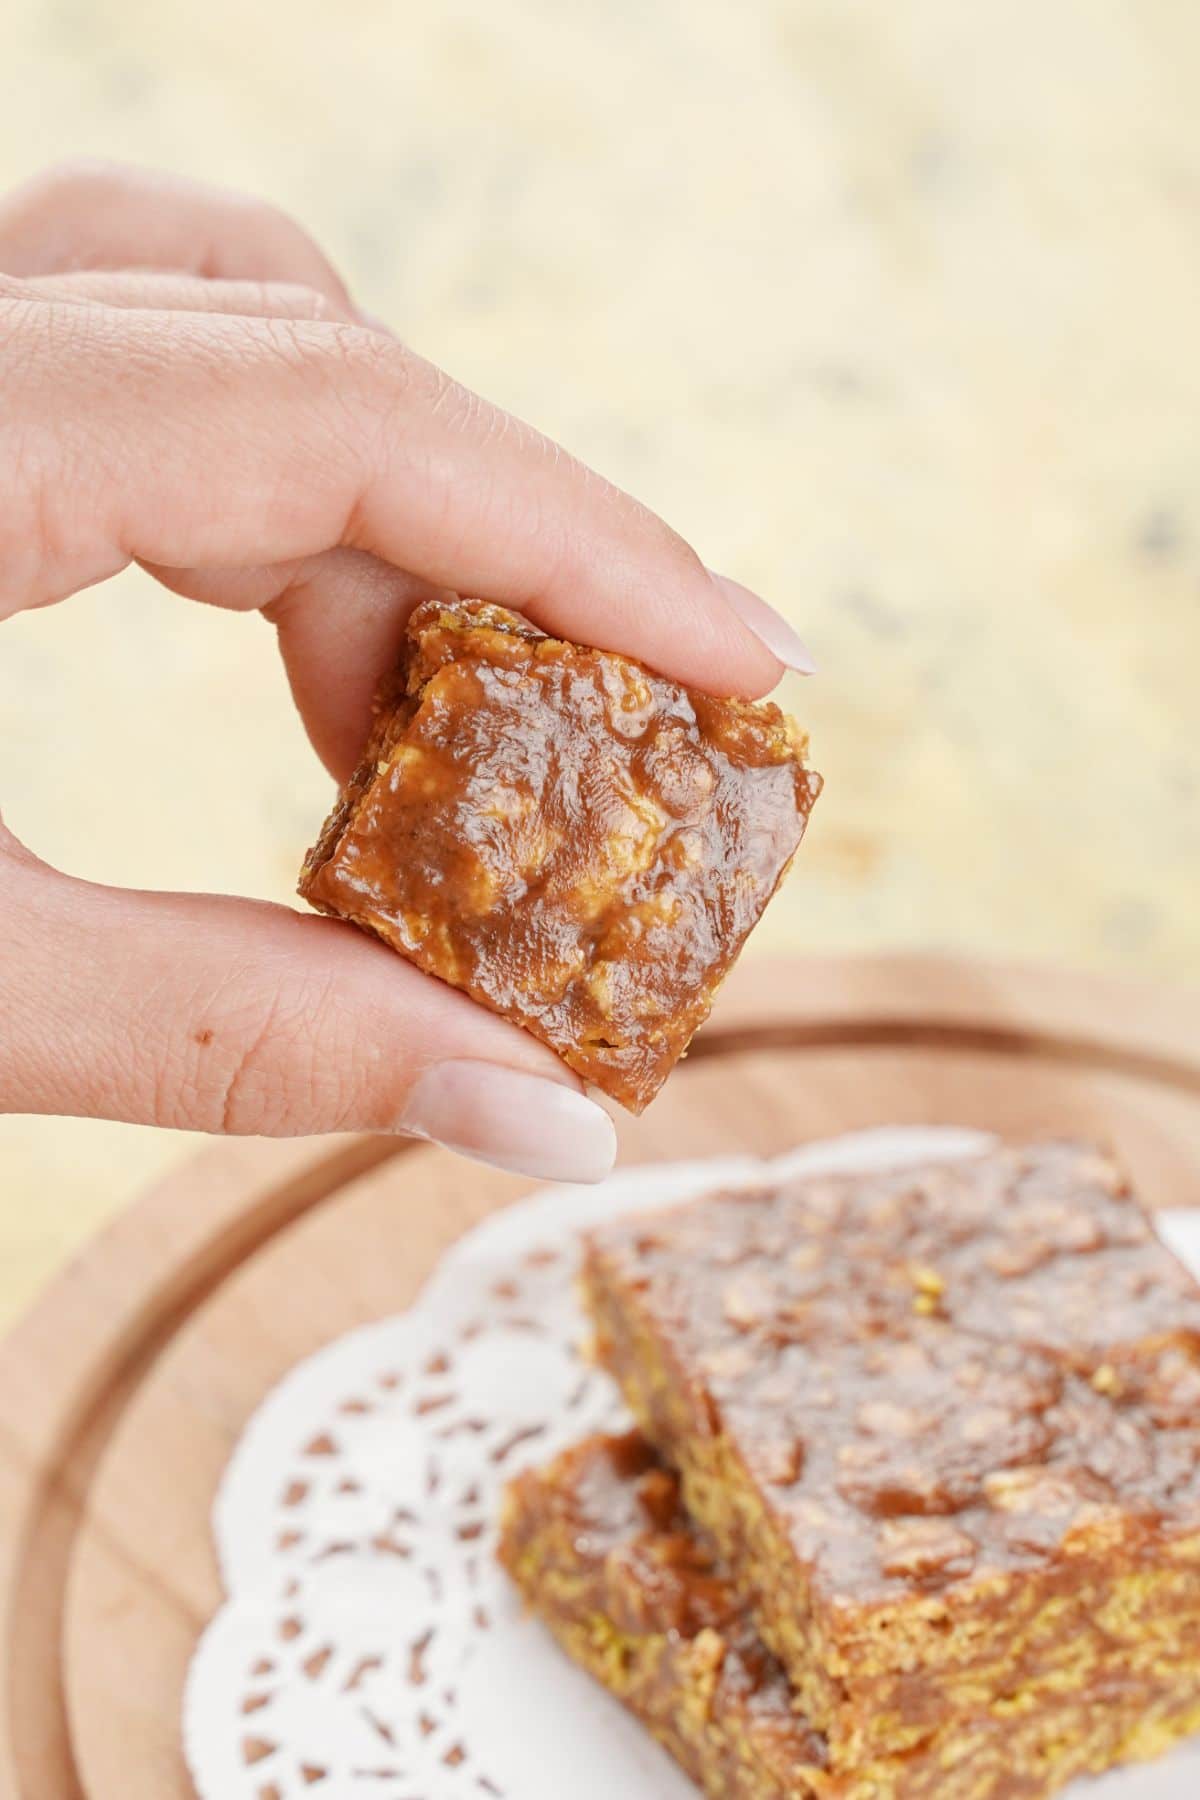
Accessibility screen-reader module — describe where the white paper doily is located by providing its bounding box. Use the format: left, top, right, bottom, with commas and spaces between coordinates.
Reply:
183, 1127, 1200, 1800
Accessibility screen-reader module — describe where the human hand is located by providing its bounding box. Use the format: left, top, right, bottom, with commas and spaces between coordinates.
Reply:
0, 162, 813, 1182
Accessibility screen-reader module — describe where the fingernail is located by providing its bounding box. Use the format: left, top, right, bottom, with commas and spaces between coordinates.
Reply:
398, 1060, 618, 1184
709, 572, 818, 675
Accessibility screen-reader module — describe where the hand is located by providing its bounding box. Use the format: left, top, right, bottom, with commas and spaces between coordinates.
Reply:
0, 161, 813, 1182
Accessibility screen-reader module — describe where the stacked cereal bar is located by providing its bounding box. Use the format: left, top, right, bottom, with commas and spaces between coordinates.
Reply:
500, 1142, 1200, 1797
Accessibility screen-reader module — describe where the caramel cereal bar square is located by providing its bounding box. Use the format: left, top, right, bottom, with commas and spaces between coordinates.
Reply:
582, 1141, 1200, 1762
300, 598, 820, 1111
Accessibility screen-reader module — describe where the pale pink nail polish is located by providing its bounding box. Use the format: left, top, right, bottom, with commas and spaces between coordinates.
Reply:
710, 572, 818, 675
398, 1061, 617, 1184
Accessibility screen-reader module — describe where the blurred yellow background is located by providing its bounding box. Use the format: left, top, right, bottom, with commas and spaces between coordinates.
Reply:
0, 1, 1197, 1327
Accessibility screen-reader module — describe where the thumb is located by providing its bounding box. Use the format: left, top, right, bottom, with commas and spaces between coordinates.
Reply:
0, 841, 616, 1183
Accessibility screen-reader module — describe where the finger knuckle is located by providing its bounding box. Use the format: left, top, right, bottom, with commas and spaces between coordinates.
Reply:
0, 300, 124, 610
282, 317, 412, 438
181, 986, 290, 1134
266, 280, 339, 323
181, 971, 374, 1135
255, 312, 366, 371
0, 302, 66, 605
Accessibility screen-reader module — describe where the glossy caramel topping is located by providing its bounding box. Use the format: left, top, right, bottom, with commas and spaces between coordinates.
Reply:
502, 1426, 1200, 1799
506, 1430, 810, 1731
586, 1142, 1200, 1599
300, 599, 820, 1111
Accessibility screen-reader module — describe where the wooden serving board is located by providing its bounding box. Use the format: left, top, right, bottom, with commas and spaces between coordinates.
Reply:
2, 952, 1199, 1800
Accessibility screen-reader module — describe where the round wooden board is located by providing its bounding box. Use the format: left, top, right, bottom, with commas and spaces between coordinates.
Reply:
2, 953, 1200, 1800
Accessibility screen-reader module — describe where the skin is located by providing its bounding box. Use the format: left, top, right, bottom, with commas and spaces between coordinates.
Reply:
0, 161, 808, 1166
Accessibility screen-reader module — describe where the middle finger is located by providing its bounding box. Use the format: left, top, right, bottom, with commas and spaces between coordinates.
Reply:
5, 269, 359, 324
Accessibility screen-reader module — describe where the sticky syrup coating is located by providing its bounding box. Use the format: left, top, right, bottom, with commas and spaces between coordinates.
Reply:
300, 598, 821, 1111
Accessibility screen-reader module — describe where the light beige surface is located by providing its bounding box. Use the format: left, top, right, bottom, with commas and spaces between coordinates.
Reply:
0, 0, 1197, 1326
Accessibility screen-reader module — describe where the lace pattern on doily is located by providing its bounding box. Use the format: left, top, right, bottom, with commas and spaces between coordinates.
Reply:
183, 1129, 1200, 1800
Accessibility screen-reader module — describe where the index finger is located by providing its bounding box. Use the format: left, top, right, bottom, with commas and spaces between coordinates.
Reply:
0, 160, 353, 309
3, 298, 804, 699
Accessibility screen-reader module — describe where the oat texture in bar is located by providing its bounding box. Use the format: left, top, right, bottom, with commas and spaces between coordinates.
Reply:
300, 598, 820, 1110
500, 1430, 1200, 1800
582, 1140, 1200, 1763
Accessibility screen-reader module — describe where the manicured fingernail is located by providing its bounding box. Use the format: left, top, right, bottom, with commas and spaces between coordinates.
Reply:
710, 572, 818, 675
398, 1060, 618, 1184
